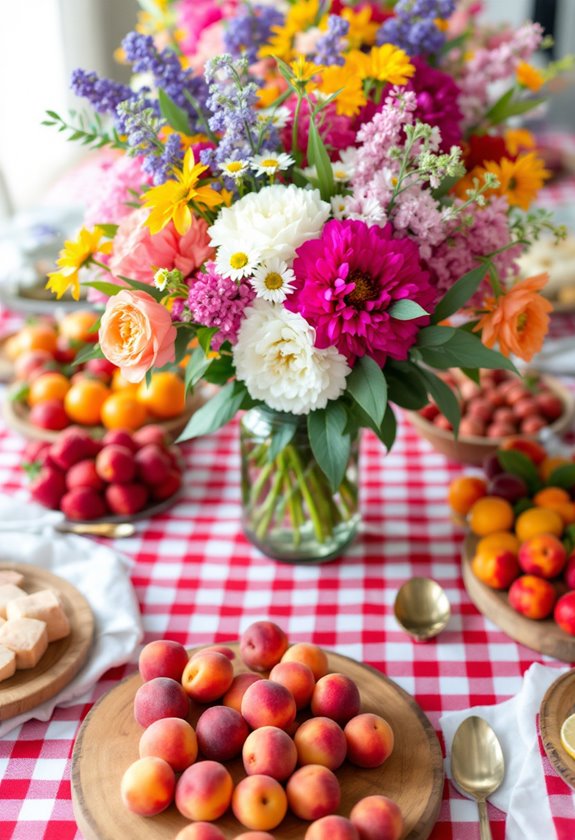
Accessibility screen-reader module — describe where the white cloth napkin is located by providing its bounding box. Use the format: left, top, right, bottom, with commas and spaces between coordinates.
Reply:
0, 495, 143, 736
440, 663, 571, 840
530, 338, 575, 376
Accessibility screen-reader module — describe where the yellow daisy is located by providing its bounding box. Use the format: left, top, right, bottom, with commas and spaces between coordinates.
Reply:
46, 227, 112, 301
259, 0, 324, 62
516, 61, 545, 92
504, 128, 536, 156
143, 148, 224, 236
483, 152, 550, 210
342, 7, 379, 49
319, 63, 366, 117
367, 44, 415, 86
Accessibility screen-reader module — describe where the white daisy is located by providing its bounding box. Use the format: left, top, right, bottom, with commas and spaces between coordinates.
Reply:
219, 159, 249, 180
331, 195, 349, 219
153, 268, 170, 292
215, 246, 261, 281
332, 163, 353, 183
257, 106, 291, 129
251, 152, 295, 177
250, 258, 296, 303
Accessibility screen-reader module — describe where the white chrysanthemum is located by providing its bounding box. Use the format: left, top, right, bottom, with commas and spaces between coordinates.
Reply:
251, 152, 295, 177
208, 184, 330, 264
331, 195, 349, 219
338, 147, 358, 171
215, 246, 261, 281
250, 258, 296, 303
219, 159, 249, 180
257, 106, 291, 129
233, 301, 350, 415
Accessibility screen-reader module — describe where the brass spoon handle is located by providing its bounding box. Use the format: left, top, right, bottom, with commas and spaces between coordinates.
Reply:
55, 522, 136, 538
478, 799, 493, 840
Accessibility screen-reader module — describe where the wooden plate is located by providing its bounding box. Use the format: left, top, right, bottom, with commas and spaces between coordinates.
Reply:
462, 535, 575, 663
539, 669, 575, 790
0, 333, 16, 383
0, 562, 94, 721
72, 645, 444, 840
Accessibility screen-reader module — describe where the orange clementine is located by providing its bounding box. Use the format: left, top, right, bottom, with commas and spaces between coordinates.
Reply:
531, 487, 575, 526
64, 379, 110, 426
101, 392, 148, 431
468, 496, 514, 536
476, 532, 521, 556
111, 369, 140, 394
58, 310, 99, 343
448, 476, 488, 516
4, 334, 22, 361
18, 324, 58, 355
28, 372, 71, 406
137, 372, 186, 419
539, 456, 570, 483
515, 506, 564, 542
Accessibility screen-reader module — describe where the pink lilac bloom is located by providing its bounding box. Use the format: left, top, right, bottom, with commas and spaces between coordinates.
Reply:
287, 219, 436, 366
84, 155, 150, 227
187, 262, 255, 350
429, 196, 522, 303
406, 58, 463, 151
110, 207, 214, 284
282, 98, 355, 162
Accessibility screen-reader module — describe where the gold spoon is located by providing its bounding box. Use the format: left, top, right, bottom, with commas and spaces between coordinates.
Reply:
54, 522, 136, 538
451, 716, 505, 840
393, 577, 451, 641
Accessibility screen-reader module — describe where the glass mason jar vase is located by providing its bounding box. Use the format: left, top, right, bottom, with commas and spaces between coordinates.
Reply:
240, 406, 360, 563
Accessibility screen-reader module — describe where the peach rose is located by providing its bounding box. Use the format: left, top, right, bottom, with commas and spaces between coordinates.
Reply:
99, 289, 177, 382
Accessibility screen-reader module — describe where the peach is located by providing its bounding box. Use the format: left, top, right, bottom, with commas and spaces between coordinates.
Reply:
521, 416, 547, 434
196, 705, 249, 761
175, 760, 233, 822
294, 716, 347, 770
105, 482, 149, 515
135, 444, 172, 486
139, 717, 198, 772
152, 468, 182, 500
30, 466, 66, 510
234, 834, 275, 840
49, 427, 100, 469
311, 673, 361, 725
139, 639, 189, 683
102, 429, 139, 453
241, 679, 296, 731
305, 816, 360, 840
14, 349, 52, 381
95, 444, 136, 484
471, 546, 520, 590
518, 534, 567, 579
133, 423, 169, 448
286, 765, 340, 821
281, 642, 329, 680
66, 459, 104, 492
181, 652, 234, 703
120, 756, 175, 816
242, 726, 298, 781
191, 645, 235, 662
240, 620, 289, 671
29, 399, 69, 431
61, 487, 107, 521
500, 437, 546, 464
536, 391, 564, 421
85, 357, 117, 379
223, 673, 263, 712
344, 713, 394, 768
269, 660, 315, 709
175, 824, 226, 840
350, 794, 404, 840
133, 676, 190, 727
476, 532, 520, 556
231, 774, 287, 831
564, 552, 575, 589
508, 575, 556, 620
555, 592, 575, 635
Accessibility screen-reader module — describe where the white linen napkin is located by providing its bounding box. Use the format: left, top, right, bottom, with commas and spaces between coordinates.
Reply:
0, 495, 143, 736
530, 338, 575, 376
440, 663, 571, 840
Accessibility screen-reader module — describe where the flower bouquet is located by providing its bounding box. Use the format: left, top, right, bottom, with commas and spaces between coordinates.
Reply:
44, 0, 566, 562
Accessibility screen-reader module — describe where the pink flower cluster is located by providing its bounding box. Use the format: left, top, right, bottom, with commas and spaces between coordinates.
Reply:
187, 262, 255, 350
84, 155, 150, 227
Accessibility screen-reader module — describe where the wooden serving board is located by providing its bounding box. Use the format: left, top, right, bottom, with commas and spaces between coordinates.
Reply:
462, 535, 575, 663
0, 562, 94, 721
72, 645, 444, 840
540, 669, 575, 790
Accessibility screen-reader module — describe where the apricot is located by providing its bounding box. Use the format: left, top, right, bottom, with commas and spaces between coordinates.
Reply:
515, 507, 564, 542
175, 760, 233, 822
223, 673, 263, 713
286, 764, 340, 821
305, 815, 360, 840
139, 639, 189, 683
294, 716, 347, 770
281, 642, 329, 680
518, 534, 567, 579
242, 726, 297, 781
533, 487, 575, 526
139, 717, 198, 772
196, 705, 249, 762
447, 476, 487, 516
241, 679, 296, 731
234, 834, 275, 840
269, 660, 315, 709
344, 713, 394, 768
468, 496, 514, 536
311, 673, 361, 725
120, 756, 175, 816
133, 676, 190, 728
350, 794, 404, 840
508, 575, 556, 620
232, 775, 287, 831
181, 652, 234, 703
240, 620, 289, 671
471, 546, 520, 590
554, 592, 575, 636
476, 532, 521, 556
191, 645, 235, 662
175, 824, 226, 840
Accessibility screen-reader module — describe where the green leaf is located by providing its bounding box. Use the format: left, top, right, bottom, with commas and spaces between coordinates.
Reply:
432, 264, 488, 324
176, 381, 245, 442
485, 88, 514, 124
416, 326, 456, 347
497, 450, 541, 494
72, 343, 105, 366
385, 362, 428, 410
117, 275, 164, 302
95, 223, 119, 238
547, 464, 575, 490
158, 88, 192, 135
203, 353, 235, 385
10, 382, 29, 403
306, 114, 335, 201
268, 416, 299, 462
486, 87, 545, 125
345, 356, 387, 427
184, 346, 211, 393
418, 368, 461, 438
419, 330, 518, 373
431, 173, 462, 199
197, 326, 218, 355
83, 280, 124, 297
461, 367, 481, 385
173, 328, 192, 364
379, 404, 397, 451
389, 300, 429, 321
307, 401, 351, 492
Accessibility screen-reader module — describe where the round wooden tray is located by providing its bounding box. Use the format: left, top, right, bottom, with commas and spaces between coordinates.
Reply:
72, 645, 444, 840
0, 562, 94, 721
2, 385, 205, 443
462, 535, 575, 663
539, 669, 575, 790
0, 333, 16, 383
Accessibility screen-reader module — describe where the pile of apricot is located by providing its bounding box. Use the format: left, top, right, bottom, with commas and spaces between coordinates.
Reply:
448, 438, 575, 633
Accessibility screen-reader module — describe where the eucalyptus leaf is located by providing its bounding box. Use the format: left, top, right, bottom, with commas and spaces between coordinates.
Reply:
203, 353, 235, 385
389, 300, 429, 321
432, 264, 488, 325
72, 343, 105, 366
307, 402, 351, 492
83, 280, 124, 297
419, 368, 461, 438
184, 346, 211, 393
117, 275, 164, 302
177, 381, 245, 441
346, 356, 387, 427
419, 331, 517, 373
197, 326, 219, 355
385, 362, 428, 410
379, 404, 397, 451
416, 326, 456, 347
158, 88, 192, 135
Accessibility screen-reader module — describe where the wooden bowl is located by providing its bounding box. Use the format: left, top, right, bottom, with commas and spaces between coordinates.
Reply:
407, 375, 575, 466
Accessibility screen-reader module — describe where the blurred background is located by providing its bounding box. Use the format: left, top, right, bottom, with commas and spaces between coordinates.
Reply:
0, 0, 574, 212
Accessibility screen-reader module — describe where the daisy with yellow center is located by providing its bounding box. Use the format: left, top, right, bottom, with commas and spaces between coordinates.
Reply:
367, 44, 415, 86
251, 152, 295, 178
220, 159, 250, 180
289, 56, 323, 93
483, 152, 550, 210
257, 106, 291, 130
516, 61, 545, 92
250, 258, 296, 303
215, 246, 261, 281
46, 227, 112, 301
143, 148, 224, 236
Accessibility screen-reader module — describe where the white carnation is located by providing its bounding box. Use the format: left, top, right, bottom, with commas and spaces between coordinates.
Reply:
233, 301, 350, 415
208, 184, 330, 264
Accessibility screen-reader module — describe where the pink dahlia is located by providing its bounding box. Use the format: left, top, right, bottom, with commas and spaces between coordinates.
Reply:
287, 219, 435, 366
407, 58, 463, 152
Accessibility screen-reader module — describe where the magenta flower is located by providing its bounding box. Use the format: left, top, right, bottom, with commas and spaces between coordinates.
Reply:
407, 58, 463, 151
287, 220, 435, 366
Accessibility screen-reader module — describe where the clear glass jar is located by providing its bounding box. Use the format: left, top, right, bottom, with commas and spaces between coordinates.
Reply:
240, 406, 360, 563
